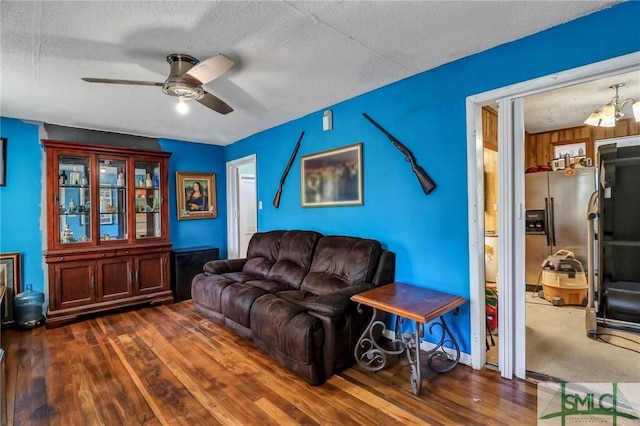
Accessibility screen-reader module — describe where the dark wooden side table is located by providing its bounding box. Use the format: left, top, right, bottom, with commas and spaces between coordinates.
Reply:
351, 282, 466, 395
170, 247, 219, 301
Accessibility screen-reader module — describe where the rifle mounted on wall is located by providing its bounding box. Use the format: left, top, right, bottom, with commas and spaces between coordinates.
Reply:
362, 113, 436, 195
273, 131, 305, 208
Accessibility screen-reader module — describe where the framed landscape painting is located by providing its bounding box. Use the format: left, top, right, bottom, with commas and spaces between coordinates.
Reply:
300, 143, 363, 207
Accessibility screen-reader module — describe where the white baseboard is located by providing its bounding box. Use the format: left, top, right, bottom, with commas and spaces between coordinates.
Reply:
381, 329, 472, 368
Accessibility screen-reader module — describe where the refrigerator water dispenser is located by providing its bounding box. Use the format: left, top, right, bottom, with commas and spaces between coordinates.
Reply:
525, 209, 547, 235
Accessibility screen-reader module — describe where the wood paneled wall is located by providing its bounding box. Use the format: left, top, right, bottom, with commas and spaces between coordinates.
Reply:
483, 107, 498, 232
483, 106, 498, 150
525, 118, 640, 169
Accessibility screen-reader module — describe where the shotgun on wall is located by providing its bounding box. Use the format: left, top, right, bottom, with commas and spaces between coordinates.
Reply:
273, 131, 305, 207
362, 113, 436, 195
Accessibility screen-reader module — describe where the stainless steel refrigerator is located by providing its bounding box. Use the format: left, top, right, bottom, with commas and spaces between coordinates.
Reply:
525, 167, 596, 286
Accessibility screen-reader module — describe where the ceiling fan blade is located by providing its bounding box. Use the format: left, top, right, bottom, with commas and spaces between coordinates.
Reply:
197, 92, 233, 115
185, 54, 235, 84
82, 78, 163, 86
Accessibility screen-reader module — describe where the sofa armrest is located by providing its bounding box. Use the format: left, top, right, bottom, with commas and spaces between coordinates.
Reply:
307, 283, 374, 317
203, 258, 247, 275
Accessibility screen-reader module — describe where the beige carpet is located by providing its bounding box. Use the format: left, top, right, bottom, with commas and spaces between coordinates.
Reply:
525, 291, 640, 383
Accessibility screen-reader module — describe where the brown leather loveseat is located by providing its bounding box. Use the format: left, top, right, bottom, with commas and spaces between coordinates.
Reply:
191, 230, 395, 385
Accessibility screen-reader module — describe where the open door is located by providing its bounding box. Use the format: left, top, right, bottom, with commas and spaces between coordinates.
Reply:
226, 155, 257, 259
238, 173, 257, 257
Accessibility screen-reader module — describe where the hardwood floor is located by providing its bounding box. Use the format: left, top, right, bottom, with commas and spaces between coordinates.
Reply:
4, 301, 537, 425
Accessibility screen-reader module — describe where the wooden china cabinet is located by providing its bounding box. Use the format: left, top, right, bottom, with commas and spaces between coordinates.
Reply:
43, 140, 173, 327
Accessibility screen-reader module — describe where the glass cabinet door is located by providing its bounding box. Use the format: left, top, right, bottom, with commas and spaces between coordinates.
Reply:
98, 156, 128, 241
59, 155, 92, 244
134, 160, 162, 239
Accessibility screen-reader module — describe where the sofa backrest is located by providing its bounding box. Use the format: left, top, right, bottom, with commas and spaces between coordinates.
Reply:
301, 236, 382, 295
268, 230, 323, 288
243, 230, 287, 278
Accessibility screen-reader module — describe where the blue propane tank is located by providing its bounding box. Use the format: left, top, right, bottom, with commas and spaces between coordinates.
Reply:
14, 284, 45, 328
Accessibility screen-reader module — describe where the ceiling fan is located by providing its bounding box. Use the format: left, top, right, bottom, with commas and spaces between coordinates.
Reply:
82, 53, 235, 114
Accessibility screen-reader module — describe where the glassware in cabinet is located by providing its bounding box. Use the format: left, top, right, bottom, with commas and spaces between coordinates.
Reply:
58, 155, 92, 244
98, 156, 128, 241
134, 160, 162, 239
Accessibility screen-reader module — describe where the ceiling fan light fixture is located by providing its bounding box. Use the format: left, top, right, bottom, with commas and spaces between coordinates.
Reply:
176, 98, 189, 114
162, 81, 204, 100
82, 52, 234, 114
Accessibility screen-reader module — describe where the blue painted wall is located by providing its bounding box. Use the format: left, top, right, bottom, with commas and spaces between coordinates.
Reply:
0, 118, 44, 294
161, 138, 227, 255
225, 2, 640, 352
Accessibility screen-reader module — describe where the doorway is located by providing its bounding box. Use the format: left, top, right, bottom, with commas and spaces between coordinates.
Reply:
466, 52, 640, 379
482, 106, 500, 365
226, 154, 257, 259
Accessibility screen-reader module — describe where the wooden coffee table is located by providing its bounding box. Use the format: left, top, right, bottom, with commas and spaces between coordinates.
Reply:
351, 282, 466, 395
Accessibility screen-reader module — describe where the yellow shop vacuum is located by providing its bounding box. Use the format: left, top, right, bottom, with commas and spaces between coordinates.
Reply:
539, 250, 588, 306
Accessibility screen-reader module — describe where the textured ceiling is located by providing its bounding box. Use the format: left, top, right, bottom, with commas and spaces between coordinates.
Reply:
0, 1, 626, 146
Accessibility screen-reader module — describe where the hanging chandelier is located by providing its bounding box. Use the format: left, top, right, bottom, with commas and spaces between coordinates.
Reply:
584, 83, 640, 128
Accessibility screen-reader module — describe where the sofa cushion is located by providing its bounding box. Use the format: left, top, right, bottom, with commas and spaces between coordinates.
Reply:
203, 258, 247, 275
251, 294, 323, 364
242, 230, 286, 279
268, 230, 323, 288
301, 236, 382, 295
275, 289, 318, 308
245, 279, 290, 293
221, 282, 269, 328
221, 272, 259, 283
191, 273, 235, 313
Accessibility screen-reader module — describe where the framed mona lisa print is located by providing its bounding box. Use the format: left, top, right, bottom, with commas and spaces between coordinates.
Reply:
176, 171, 217, 220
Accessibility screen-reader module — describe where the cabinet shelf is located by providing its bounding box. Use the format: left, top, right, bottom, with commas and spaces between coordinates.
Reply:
59, 184, 90, 189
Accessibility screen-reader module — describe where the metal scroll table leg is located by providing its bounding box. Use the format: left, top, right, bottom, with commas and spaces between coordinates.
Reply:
402, 322, 424, 395
425, 315, 460, 373
354, 305, 404, 371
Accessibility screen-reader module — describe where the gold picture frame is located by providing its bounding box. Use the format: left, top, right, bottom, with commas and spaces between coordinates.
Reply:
176, 171, 217, 220
0, 252, 21, 323
300, 143, 363, 207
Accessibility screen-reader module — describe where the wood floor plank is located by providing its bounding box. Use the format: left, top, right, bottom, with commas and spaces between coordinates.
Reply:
254, 397, 300, 424
88, 318, 158, 425
4, 327, 22, 426
109, 336, 170, 426
3, 301, 539, 425
114, 327, 217, 425
339, 368, 474, 426
12, 325, 48, 425
127, 310, 247, 425
41, 327, 85, 426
